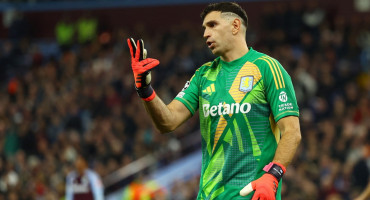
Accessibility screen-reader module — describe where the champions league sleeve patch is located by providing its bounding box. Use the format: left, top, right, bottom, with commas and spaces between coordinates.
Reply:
176, 81, 190, 98
182, 81, 190, 91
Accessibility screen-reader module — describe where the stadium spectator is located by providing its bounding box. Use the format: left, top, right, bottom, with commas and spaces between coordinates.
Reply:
66, 153, 104, 200
55, 15, 76, 52
77, 13, 99, 45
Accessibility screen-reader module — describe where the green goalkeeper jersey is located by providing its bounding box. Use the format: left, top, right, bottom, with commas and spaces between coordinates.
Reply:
174, 48, 299, 200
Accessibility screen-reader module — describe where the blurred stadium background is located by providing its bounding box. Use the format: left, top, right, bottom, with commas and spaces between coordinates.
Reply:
0, 0, 369, 199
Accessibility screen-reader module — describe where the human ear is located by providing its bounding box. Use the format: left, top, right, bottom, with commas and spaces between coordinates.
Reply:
232, 18, 241, 35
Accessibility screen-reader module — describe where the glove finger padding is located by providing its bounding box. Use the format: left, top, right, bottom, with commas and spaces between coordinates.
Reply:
127, 38, 137, 61
139, 39, 147, 60
132, 58, 159, 74
138, 39, 151, 84
240, 182, 254, 196
127, 38, 146, 61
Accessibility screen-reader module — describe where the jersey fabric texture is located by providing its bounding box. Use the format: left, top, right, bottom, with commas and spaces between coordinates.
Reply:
175, 48, 299, 200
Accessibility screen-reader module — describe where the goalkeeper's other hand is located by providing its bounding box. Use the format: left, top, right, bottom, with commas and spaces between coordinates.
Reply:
127, 38, 159, 101
240, 162, 286, 200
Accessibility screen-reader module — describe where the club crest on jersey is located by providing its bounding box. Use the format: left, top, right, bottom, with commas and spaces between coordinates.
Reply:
239, 76, 253, 93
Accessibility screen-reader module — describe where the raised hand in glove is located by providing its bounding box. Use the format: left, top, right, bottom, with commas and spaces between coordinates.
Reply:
240, 162, 286, 200
127, 38, 159, 101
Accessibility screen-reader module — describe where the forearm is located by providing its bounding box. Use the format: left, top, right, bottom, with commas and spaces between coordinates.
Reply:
142, 96, 176, 133
127, 38, 191, 134
273, 118, 301, 167
65, 184, 73, 200
239, 121, 301, 197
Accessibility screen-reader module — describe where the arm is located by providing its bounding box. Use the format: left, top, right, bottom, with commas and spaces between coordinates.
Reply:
65, 174, 73, 200
89, 171, 104, 200
143, 97, 192, 133
240, 116, 301, 198
127, 38, 196, 133
241, 58, 301, 199
273, 116, 302, 167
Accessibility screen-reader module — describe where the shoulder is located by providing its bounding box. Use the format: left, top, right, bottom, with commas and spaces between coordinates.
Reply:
86, 169, 99, 177
251, 51, 279, 68
250, 52, 285, 77
196, 58, 220, 74
66, 171, 77, 180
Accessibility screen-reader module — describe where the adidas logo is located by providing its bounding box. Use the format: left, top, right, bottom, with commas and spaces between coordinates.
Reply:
202, 84, 215, 95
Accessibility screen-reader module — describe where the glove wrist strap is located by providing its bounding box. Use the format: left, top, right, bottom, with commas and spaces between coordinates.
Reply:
263, 162, 286, 182
136, 85, 156, 102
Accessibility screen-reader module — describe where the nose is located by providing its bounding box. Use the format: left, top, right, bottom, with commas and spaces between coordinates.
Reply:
203, 28, 210, 39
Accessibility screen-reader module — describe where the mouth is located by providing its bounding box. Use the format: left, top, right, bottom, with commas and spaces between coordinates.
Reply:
206, 41, 215, 49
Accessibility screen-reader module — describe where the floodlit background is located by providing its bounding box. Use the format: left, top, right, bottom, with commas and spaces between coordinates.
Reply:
0, 0, 369, 199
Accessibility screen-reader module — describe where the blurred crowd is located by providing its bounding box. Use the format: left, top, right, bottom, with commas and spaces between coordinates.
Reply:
256, 2, 369, 200
0, 1, 369, 200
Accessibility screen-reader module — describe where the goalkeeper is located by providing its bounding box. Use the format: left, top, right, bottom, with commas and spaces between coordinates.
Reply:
127, 2, 301, 200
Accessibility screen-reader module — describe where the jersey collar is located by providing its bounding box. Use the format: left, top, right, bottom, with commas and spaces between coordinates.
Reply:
219, 47, 256, 72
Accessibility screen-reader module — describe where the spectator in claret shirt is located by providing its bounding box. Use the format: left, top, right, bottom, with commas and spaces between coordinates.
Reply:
65, 153, 104, 200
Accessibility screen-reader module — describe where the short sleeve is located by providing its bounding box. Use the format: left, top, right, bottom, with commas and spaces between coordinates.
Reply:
261, 57, 299, 122
174, 69, 200, 115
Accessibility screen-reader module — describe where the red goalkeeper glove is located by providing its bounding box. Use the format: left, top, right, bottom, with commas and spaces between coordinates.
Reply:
127, 38, 159, 101
240, 162, 286, 200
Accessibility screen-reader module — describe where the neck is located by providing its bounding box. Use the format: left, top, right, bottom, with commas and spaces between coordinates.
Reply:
220, 41, 249, 62
77, 168, 87, 175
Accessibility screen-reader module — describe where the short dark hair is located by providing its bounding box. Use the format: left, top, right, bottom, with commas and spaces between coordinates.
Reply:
200, 2, 248, 29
